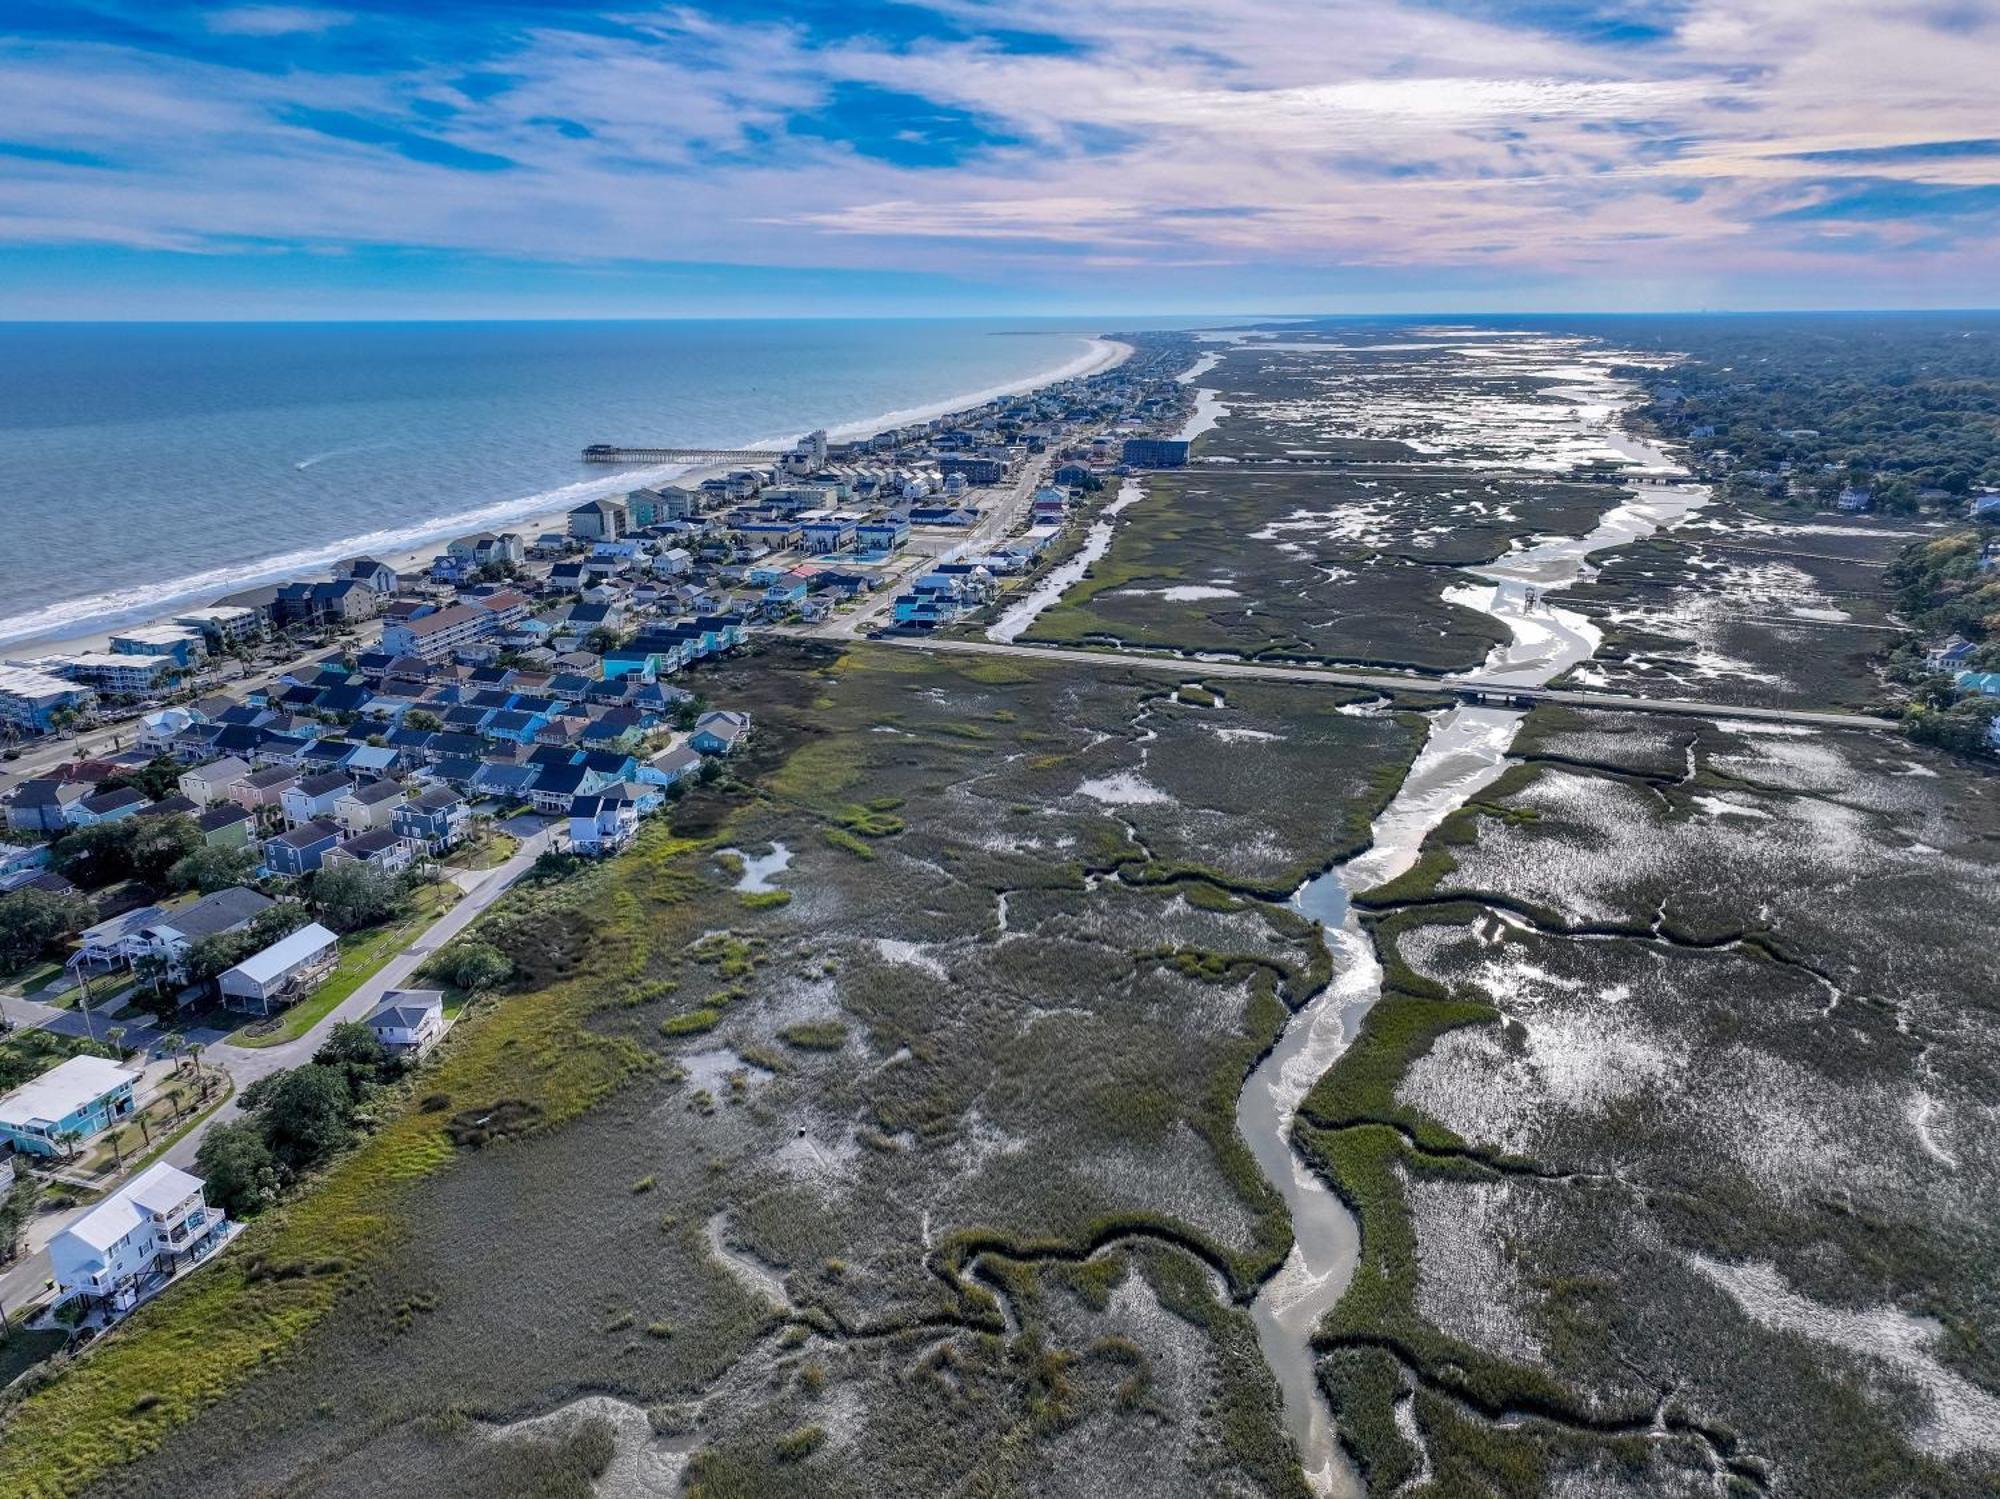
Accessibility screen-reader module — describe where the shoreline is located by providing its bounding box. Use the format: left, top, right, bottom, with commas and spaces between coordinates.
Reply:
3, 335, 1133, 659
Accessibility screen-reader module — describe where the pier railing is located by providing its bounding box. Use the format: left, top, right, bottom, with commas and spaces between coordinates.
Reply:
582, 444, 788, 465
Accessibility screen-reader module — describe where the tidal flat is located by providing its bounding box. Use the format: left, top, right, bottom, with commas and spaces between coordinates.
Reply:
1017, 328, 1664, 675
59, 641, 1428, 1499
1550, 498, 1936, 711
1318, 710, 2000, 1496
14, 321, 1994, 1499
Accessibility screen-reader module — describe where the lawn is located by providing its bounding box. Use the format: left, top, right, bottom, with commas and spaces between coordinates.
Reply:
445, 830, 519, 873
225, 885, 461, 1050
0, 957, 66, 1000
68, 1071, 234, 1185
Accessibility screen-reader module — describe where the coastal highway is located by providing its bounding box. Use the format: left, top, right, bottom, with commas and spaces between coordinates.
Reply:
871, 635, 1899, 732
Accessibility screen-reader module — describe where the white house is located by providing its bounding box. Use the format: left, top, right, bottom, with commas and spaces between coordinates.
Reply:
568, 791, 639, 857
365, 989, 445, 1055
216, 921, 340, 1015
49, 1162, 229, 1321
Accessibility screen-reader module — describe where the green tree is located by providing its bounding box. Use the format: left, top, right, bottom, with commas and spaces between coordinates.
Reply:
422, 940, 512, 993
403, 709, 444, 733
195, 1121, 282, 1218
99, 755, 182, 802
50, 821, 140, 887
242, 1064, 354, 1175
0, 887, 95, 972
0, 1175, 44, 1262
127, 814, 204, 888
167, 842, 257, 895
309, 862, 407, 934
314, 1021, 395, 1093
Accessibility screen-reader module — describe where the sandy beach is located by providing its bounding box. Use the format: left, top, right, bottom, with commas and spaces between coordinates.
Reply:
9, 336, 1132, 660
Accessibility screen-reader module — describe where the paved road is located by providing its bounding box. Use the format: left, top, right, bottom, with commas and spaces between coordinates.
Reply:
0, 825, 555, 1312
876, 635, 1898, 732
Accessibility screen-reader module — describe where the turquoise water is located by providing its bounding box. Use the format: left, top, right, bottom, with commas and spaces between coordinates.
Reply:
0, 318, 1135, 647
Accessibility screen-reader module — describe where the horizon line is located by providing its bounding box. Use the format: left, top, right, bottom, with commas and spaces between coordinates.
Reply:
3, 307, 2000, 326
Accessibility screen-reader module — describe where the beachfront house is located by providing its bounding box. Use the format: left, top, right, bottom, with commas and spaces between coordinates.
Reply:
109, 626, 206, 670
638, 745, 703, 788
0, 665, 97, 737
365, 989, 445, 1056
568, 497, 627, 542
323, 826, 415, 874
50, 1162, 230, 1322
7, 779, 92, 833
197, 803, 258, 849
281, 771, 352, 828
216, 921, 340, 1015
133, 887, 274, 974
67, 787, 152, 828
568, 790, 639, 857
0, 1056, 139, 1158
380, 603, 493, 665
177, 755, 253, 809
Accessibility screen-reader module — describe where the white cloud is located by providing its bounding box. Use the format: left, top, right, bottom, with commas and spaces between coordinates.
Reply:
205, 6, 352, 36
0, 0, 1994, 300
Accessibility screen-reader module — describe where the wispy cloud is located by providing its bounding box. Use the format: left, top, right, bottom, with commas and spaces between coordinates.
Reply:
0, 0, 1993, 311
204, 6, 351, 36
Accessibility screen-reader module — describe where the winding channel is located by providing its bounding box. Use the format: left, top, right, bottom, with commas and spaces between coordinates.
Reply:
973, 342, 1703, 1491
1237, 425, 1706, 1496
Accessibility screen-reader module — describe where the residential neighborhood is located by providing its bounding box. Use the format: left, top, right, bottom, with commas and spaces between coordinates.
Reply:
0, 330, 1195, 1390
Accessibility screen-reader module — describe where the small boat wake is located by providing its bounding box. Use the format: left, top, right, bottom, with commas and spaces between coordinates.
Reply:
294, 442, 386, 471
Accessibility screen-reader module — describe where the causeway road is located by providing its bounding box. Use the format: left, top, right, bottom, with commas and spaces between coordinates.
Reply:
875, 635, 1896, 732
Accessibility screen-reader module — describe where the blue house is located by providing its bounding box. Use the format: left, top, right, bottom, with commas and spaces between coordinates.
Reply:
1955, 670, 2000, 698
855, 517, 910, 552
392, 785, 470, 853
0, 1056, 139, 1158
265, 819, 341, 878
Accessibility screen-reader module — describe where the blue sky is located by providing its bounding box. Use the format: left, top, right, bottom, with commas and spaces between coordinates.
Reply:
1, 0, 1996, 317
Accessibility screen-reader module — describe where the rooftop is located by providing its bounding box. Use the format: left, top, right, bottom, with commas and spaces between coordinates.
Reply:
223, 922, 339, 986
0, 1055, 137, 1131
58, 1161, 205, 1257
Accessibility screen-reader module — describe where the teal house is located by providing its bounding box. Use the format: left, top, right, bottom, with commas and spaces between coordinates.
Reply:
0, 1056, 138, 1158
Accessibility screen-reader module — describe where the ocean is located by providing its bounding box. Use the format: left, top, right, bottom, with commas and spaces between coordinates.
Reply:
0, 318, 1140, 650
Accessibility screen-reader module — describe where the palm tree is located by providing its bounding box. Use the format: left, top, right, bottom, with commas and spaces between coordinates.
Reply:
160, 1034, 186, 1075
55, 1128, 82, 1162
105, 1027, 126, 1060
